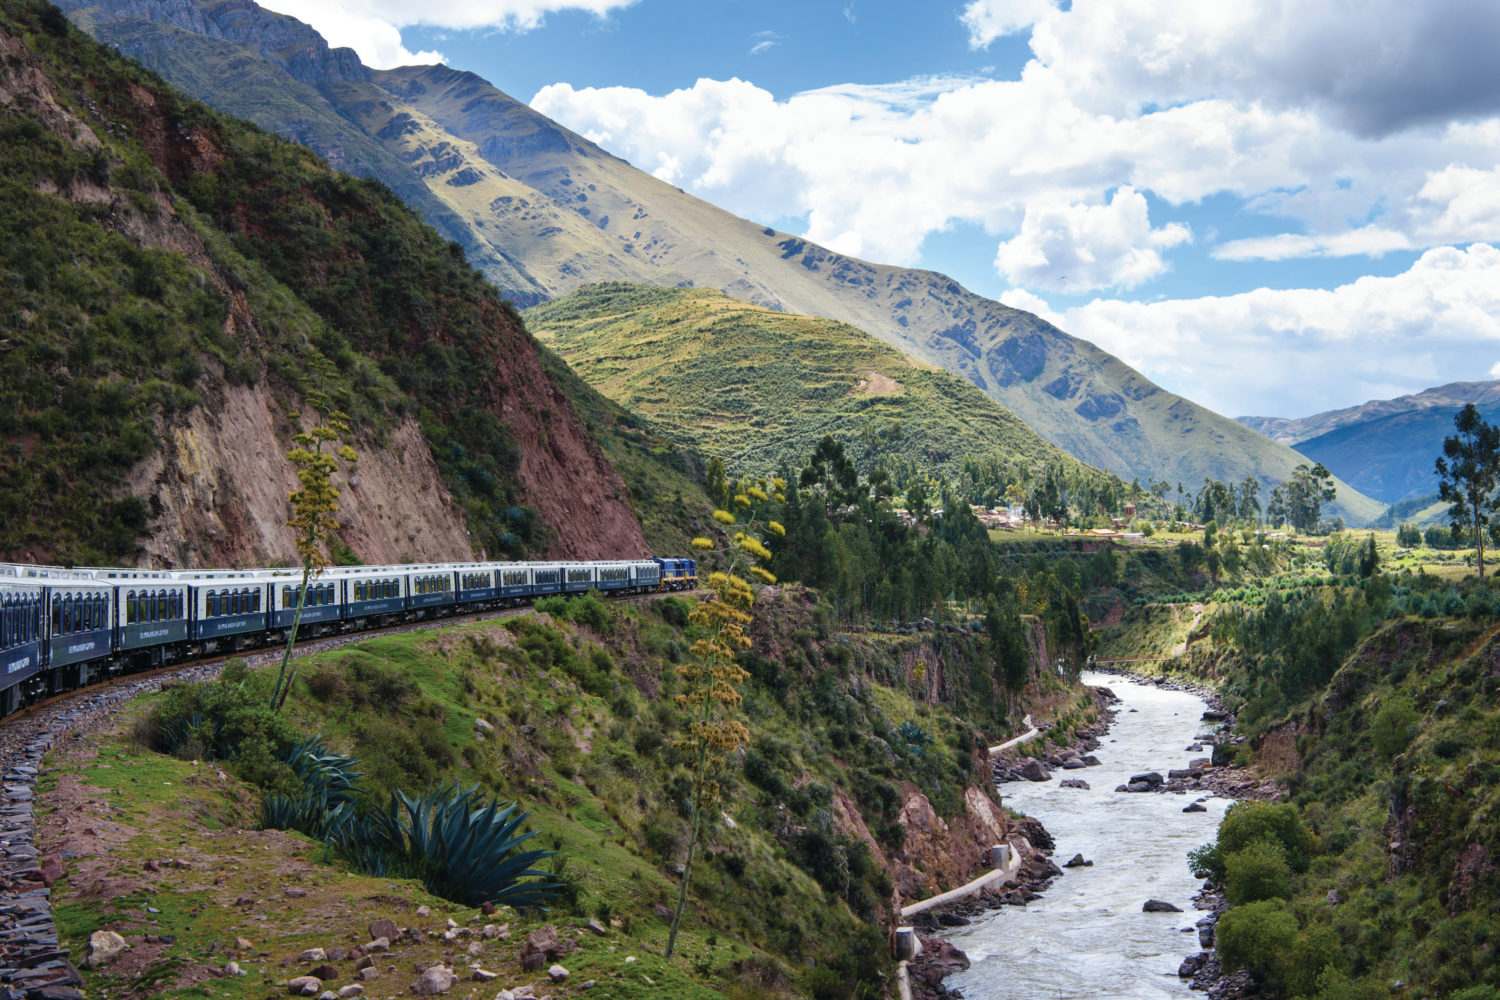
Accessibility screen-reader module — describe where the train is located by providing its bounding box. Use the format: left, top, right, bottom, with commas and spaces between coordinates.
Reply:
0, 555, 698, 716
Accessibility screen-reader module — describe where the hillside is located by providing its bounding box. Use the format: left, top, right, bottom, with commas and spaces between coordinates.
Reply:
58, 0, 1385, 525
526, 284, 1112, 489
0, 0, 647, 565
1239, 380, 1500, 503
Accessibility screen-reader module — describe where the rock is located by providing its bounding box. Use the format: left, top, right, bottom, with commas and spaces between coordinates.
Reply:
363, 937, 390, 953
1060, 758, 1087, 769
521, 925, 560, 971
357, 968, 381, 982
416, 905, 431, 917
312, 964, 339, 980
234, 894, 255, 906
298, 949, 327, 963
1129, 772, 1164, 787
1018, 759, 1051, 782
474, 718, 495, 733
235, 937, 254, 951
369, 918, 399, 943
410, 965, 456, 995
471, 969, 497, 981
327, 947, 348, 961
287, 976, 322, 997
586, 917, 608, 936
1178, 954, 1204, 977
83, 930, 128, 969
1080, 755, 1102, 766
355, 956, 374, 971
1200, 924, 1215, 948
1062, 854, 1092, 868
480, 901, 495, 915
1183, 801, 1207, 813
1059, 778, 1090, 790
285, 888, 309, 898
318, 992, 338, 1000
225, 961, 243, 976
1125, 781, 1156, 793
925, 939, 970, 975
548, 964, 570, 983
1114, 784, 1129, 792
1143, 899, 1182, 913
337, 987, 364, 998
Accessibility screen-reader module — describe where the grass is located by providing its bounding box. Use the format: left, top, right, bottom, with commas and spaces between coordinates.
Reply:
526, 284, 1108, 489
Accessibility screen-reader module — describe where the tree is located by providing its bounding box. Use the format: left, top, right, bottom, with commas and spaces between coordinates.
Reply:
1237, 476, 1262, 524
665, 478, 782, 958
1435, 403, 1500, 583
269, 356, 358, 713
1275, 463, 1336, 533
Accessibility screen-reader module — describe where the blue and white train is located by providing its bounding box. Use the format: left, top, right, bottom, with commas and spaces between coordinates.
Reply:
0, 555, 697, 716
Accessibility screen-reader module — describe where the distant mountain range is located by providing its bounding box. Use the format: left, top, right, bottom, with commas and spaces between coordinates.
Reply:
62, 0, 1384, 525
1238, 381, 1500, 504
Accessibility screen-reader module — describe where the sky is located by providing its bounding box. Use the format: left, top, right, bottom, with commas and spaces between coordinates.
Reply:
253, 0, 1500, 421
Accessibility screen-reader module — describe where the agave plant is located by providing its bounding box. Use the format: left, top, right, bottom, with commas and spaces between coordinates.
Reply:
344, 782, 559, 909
283, 736, 363, 807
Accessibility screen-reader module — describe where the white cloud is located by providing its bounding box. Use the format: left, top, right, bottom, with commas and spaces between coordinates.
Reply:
994, 187, 1190, 292
1491, 361, 1500, 379
258, 0, 634, 67
1051, 243, 1500, 416
959, 0, 1058, 48
1025, 0, 1500, 137
748, 30, 781, 56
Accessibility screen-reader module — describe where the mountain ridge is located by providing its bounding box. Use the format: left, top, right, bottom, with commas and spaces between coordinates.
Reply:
62, 0, 1384, 524
1237, 380, 1500, 503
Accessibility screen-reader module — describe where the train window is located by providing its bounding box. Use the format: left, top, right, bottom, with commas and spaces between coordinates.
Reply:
125, 591, 136, 624
251, 590, 260, 612
206, 591, 216, 618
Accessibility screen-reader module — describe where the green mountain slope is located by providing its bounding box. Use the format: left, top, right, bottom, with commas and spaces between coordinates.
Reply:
526, 284, 1110, 488
62, 0, 1384, 524
1239, 380, 1500, 504
0, 0, 648, 564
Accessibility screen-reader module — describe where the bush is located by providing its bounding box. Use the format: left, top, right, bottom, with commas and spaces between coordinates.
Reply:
1370, 696, 1420, 758
1224, 840, 1294, 905
1218, 801, 1315, 873
1217, 899, 1298, 982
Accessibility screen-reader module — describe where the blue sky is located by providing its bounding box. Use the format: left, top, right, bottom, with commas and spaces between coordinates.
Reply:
257, 0, 1500, 420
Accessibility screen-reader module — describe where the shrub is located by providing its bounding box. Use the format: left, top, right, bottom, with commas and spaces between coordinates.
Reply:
1370, 696, 1420, 758
1217, 899, 1298, 981
1218, 801, 1315, 873
1224, 840, 1294, 905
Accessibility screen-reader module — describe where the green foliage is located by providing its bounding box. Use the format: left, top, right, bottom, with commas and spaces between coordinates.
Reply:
143, 674, 300, 774
1435, 403, 1500, 581
1223, 839, 1294, 905
1218, 801, 1315, 873
1370, 695, 1420, 758
1216, 900, 1298, 985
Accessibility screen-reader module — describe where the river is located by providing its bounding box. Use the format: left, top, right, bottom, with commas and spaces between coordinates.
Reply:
942, 671, 1229, 999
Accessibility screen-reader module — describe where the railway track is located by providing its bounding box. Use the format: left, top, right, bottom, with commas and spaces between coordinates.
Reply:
0, 587, 693, 997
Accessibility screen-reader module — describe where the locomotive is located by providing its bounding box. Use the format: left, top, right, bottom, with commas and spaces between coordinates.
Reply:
0, 555, 698, 716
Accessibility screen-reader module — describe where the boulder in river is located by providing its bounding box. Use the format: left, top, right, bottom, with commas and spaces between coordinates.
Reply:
1178, 953, 1206, 977
1129, 772, 1164, 787
1063, 853, 1093, 868
1019, 759, 1051, 782
1183, 801, 1207, 813
1059, 778, 1090, 790
1143, 899, 1182, 913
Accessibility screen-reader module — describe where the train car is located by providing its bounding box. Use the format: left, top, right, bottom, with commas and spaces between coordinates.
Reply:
654, 557, 698, 591
0, 580, 46, 714
46, 577, 115, 687
115, 578, 190, 663
333, 566, 407, 624
562, 562, 597, 594
496, 562, 532, 602
177, 570, 270, 648
270, 571, 343, 629
593, 560, 636, 593
407, 565, 458, 613
456, 563, 500, 604
629, 558, 662, 593
530, 563, 564, 596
